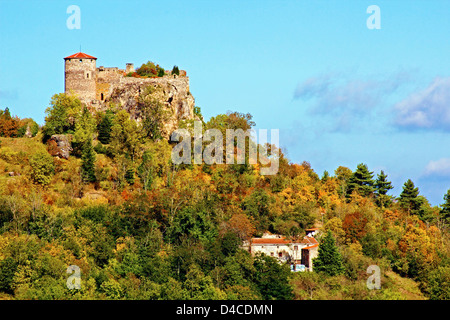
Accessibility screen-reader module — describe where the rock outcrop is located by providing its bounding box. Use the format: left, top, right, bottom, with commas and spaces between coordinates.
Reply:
48, 134, 73, 159
106, 76, 195, 139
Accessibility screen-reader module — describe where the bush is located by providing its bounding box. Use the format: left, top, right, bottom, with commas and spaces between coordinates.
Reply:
29, 151, 55, 185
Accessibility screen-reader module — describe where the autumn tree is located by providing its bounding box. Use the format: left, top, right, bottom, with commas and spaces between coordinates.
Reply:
0, 107, 20, 137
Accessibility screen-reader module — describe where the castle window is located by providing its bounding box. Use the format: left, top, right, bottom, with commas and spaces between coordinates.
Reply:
79, 59, 82, 62
86, 73, 89, 79
101, 93, 104, 101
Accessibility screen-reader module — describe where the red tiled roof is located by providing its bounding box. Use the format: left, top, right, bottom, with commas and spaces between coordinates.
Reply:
251, 236, 319, 246
300, 237, 319, 245
251, 238, 291, 245
64, 52, 97, 60
302, 244, 319, 250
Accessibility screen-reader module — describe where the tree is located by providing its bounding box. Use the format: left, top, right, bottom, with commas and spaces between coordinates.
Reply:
398, 179, 421, 215
97, 112, 113, 144
42, 93, 82, 141
29, 151, 55, 185
347, 163, 375, 197
253, 253, 293, 300
137, 150, 155, 191
313, 230, 345, 276
334, 166, 352, 198
72, 107, 96, 156
138, 86, 172, 140
110, 110, 142, 160
171, 65, 180, 76
440, 189, 450, 227
374, 170, 394, 207
0, 107, 20, 137
81, 139, 96, 183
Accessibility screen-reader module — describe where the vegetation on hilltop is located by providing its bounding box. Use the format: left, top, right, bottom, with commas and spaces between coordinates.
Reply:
0, 93, 448, 300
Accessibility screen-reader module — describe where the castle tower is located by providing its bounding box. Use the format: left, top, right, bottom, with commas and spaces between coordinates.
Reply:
64, 52, 97, 105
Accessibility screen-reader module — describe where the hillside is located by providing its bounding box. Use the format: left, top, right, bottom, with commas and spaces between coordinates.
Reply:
0, 94, 449, 300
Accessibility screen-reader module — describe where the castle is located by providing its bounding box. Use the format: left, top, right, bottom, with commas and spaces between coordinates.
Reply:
64, 52, 195, 137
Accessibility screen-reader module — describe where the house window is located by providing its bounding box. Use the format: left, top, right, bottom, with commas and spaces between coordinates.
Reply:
294, 246, 298, 251
270, 252, 274, 257
278, 252, 282, 258
79, 59, 83, 62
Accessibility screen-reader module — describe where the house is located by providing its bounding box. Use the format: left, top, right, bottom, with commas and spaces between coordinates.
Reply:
242, 232, 319, 272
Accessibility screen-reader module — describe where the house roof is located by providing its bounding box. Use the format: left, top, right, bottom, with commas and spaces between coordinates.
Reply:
250, 235, 319, 246
251, 238, 291, 245
302, 244, 319, 250
64, 52, 97, 60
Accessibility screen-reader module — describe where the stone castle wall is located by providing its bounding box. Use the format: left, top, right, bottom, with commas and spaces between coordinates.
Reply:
64, 58, 97, 104
64, 56, 195, 139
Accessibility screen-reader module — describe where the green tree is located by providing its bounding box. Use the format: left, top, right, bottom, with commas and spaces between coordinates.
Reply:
171, 65, 180, 76
0, 257, 18, 294
137, 150, 155, 191
374, 170, 394, 207
253, 253, 293, 300
97, 112, 114, 144
72, 107, 96, 156
110, 110, 142, 160
42, 93, 82, 141
440, 189, 450, 226
29, 151, 55, 185
398, 179, 421, 215
138, 87, 172, 140
313, 230, 345, 276
347, 163, 375, 197
81, 139, 96, 183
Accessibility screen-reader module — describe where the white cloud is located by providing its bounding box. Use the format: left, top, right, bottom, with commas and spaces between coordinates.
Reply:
424, 158, 450, 177
293, 71, 410, 132
394, 77, 450, 131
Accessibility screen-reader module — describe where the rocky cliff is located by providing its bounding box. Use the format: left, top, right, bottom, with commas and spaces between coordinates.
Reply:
104, 76, 195, 139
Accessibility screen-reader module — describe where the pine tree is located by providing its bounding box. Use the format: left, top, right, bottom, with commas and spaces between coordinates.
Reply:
313, 230, 345, 276
440, 189, 450, 226
97, 113, 113, 144
347, 163, 375, 197
398, 179, 421, 214
81, 139, 96, 183
374, 170, 394, 207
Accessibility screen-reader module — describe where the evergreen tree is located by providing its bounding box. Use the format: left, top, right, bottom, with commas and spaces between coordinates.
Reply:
171, 65, 180, 76
313, 230, 345, 276
97, 113, 113, 144
440, 189, 450, 226
81, 139, 96, 183
374, 170, 394, 207
347, 163, 375, 197
398, 179, 421, 215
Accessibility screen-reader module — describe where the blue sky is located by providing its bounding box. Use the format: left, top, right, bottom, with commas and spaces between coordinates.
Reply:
0, 0, 449, 205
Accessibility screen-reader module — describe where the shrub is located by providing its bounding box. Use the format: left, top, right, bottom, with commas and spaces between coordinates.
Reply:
29, 151, 55, 185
